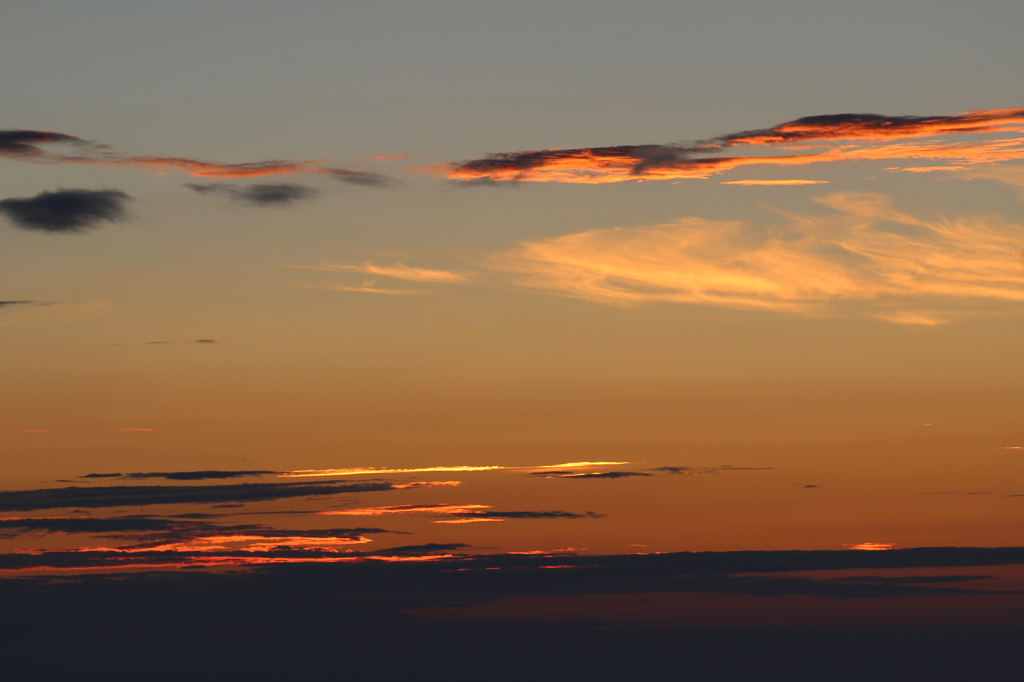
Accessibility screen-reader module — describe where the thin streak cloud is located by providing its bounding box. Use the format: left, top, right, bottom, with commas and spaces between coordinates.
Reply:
287, 261, 471, 283
281, 461, 631, 478
0, 128, 390, 180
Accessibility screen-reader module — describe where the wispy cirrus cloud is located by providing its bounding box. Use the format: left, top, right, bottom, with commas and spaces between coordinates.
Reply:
434, 108, 1024, 184
0, 128, 393, 181
287, 260, 472, 283
489, 192, 1024, 323
0, 188, 131, 232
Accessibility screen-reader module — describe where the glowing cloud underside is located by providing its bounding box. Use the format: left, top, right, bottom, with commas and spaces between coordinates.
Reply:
437, 108, 1024, 184
490, 192, 1024, 324
280, 462, 630, 478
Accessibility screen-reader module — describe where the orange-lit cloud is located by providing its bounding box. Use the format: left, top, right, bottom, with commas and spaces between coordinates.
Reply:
431, 518, 505, 524
0, 128, 381, 180
281, 461, 630, 478
489, 192, 1024, 322
435, 108, 1024, 184
391, 481, 462, 489
720, 179, 829, 186
287, 261, 471, 283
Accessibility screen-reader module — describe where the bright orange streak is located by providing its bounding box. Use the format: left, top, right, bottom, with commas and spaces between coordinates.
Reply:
320, 504, 490, 517
432, 518, 505, 524
845, 542, 896, 551
391, 481, 462, 489
67, 535, 375, 554
720, 179, 829, 185
280, 461, 630, 478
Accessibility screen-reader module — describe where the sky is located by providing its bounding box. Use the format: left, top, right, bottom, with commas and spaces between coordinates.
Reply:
3, 1, 1024, 650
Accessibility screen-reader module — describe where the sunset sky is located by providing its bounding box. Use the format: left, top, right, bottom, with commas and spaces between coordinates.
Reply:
3, 4, 1024, 665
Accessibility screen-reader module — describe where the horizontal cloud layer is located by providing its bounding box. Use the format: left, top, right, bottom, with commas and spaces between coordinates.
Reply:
185, 182, 319, 206
437, 108, 1024, 184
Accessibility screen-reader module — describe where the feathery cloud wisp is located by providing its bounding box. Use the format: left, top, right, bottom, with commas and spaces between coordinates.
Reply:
489, 192, 1024, 322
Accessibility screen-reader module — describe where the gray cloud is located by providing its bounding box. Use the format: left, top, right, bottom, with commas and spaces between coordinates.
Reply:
0, 188, 131, 233
185, 182, 319, 206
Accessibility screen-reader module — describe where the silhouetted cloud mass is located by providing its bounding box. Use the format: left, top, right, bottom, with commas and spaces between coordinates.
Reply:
185, 182, 319, 206
0, 480, 398, 511
0, 300, 34, 307
0, 189, 131, 232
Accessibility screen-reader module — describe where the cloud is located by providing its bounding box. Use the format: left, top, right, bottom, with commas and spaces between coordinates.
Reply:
0, 480, 403, 512
324, 169, 395, 187
0, 189, 131, 232
527, 471, 654, 479
185, 182, 319, 206
282, 461, 631, 478
489, 192, 1024, 321
652, 466, 774, 475
287, 261, 471, 283
321, 503, 604, 521
0, 300, 34, 307
0, 128, 393, 181
435, 108, 1024, 184
721, 179, 829, 186
82, 470, 279, 481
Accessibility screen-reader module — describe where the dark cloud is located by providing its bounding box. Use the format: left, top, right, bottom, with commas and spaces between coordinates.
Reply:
652, 465, 774, 475
0, 300, 34, 307
193, 339, 218, 344
82, 470, 279, 481
372, 543, 470, 556
0, 480, 399, 512
324, 169, 395, 187
185, 182, 319, 206
526, 471, 654, 479
0, 129, 84, 156
0, 188, 131, 233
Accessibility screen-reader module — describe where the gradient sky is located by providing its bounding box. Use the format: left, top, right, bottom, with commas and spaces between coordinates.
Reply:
3, 0, 1024, 573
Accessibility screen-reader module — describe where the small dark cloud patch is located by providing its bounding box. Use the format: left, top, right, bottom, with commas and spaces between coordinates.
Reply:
193, 339, 217, 344
803, 484, 822, 489
0, 189, 131, 233
81, 473, 124, 479
325, 169, 395, 187
185, 182, 319, 206
0, 130, 83, 156
0, 300, 34, 308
